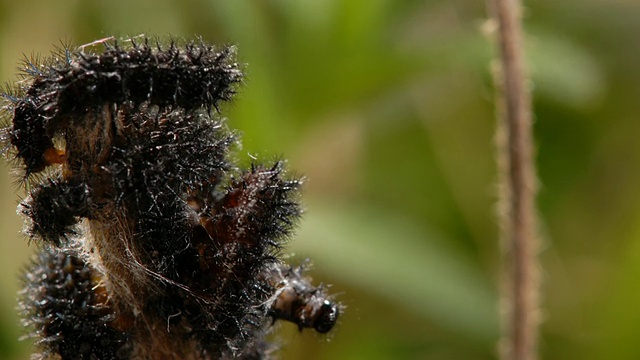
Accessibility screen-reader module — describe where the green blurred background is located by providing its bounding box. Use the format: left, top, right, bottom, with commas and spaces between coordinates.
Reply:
1, 1, 639, 359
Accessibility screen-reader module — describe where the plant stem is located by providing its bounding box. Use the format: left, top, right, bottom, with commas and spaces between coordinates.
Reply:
489, 0, 539, 359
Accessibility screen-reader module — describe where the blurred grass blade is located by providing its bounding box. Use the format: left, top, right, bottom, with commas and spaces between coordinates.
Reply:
528, 29, 605, 109
293, 201, 499, 342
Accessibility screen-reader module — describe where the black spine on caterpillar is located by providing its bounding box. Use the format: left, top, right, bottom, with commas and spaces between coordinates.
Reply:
265, 263, 340, 334
98, 106, 235, 283
20, 246, 132, 360
2, 36, 342, 359
20, 177, 92, 246
3, 37, 242, 179
173, 162, 303, 355
105, 106, 235, 208
6, 98, 54, 175
89, 101, 303, 355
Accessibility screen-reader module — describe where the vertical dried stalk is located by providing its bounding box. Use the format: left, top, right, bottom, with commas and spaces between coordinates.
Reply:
489, 0, 539, 359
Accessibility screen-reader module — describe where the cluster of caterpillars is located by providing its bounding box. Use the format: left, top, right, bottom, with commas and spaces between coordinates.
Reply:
1, 36, 340, 360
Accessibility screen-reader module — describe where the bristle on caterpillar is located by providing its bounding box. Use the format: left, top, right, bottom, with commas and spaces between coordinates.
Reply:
265, 263, 341, 334
4, 37, 241, 179
2, 36, 341, 360
20, 247, 132, 359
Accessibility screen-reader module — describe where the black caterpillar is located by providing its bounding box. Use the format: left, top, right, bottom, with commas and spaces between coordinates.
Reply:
2, 36, 341, 360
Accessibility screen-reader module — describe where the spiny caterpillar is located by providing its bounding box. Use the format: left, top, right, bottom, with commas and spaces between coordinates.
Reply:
1, 36, 341, 360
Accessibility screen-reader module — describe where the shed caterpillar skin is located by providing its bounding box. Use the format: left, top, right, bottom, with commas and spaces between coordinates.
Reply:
2, 36, 340, 360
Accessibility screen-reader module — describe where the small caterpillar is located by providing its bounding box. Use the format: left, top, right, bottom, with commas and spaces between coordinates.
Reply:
2, 36, 341, 360
265, 263, 340, 334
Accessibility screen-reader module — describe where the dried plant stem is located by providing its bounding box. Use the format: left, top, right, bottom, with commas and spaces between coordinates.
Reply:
489, 0, 539, 359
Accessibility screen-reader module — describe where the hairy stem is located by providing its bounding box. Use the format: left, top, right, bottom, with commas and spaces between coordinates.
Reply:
489, 0, 539, 359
